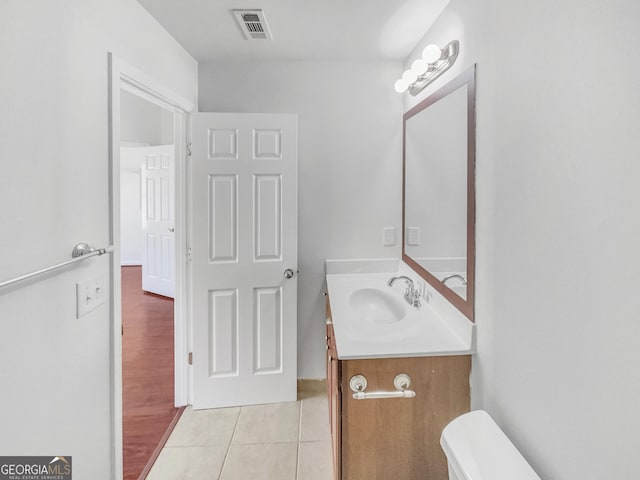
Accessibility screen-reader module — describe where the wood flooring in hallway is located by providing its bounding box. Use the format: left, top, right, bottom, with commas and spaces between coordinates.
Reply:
122, 266, 182, 480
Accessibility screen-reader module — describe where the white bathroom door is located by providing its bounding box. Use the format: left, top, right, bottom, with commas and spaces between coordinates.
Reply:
141, 145, 175, 298
190, 113, 298, 409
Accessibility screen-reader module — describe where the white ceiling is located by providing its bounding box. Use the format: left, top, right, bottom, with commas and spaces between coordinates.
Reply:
136, 0, 449, 62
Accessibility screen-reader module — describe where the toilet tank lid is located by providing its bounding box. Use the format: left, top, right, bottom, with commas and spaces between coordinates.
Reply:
440, 410, 541, 480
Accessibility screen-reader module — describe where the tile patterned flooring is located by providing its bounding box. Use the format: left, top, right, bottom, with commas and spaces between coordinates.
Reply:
146, 389, 333, 480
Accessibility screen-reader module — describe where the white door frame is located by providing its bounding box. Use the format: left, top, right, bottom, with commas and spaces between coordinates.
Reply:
108, 53, 195, 480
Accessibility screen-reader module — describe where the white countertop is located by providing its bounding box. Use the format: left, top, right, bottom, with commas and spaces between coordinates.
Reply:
326, 263, 475, 360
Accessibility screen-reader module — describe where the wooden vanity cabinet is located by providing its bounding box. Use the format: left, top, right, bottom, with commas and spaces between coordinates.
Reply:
326, 296, 471, 480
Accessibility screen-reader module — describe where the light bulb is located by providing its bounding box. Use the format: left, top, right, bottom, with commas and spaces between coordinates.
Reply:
402, 69, 418, 84
422, 44, 442, 63
394, 79, 409, 93
411, 59, 428, 76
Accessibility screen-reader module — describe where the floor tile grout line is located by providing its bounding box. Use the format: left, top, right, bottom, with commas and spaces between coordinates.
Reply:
298, 399, 304, 444
296, 398, 303, 479
217, 407, 243, 480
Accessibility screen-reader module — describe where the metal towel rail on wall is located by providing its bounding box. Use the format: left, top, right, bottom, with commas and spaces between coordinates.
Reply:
0, 243, 114, 290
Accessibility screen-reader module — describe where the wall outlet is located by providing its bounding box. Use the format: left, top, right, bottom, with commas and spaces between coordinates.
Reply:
407, 227, 420, 246
76, 276, 106, 318
383, 227, 396, 246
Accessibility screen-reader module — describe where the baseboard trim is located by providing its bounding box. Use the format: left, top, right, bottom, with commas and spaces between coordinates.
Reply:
297, 378, 327, 396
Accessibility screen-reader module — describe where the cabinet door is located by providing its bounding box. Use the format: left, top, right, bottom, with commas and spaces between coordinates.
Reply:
341, 356, 470, 480
326, 338, 332, 430
326, 294, 341, 479
326, 296, 333, 430
330, 354, 341, 480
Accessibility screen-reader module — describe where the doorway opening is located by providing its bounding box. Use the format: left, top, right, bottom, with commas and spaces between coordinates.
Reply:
119, 89, 181, 480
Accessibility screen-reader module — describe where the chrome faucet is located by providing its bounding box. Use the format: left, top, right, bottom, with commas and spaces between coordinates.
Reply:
387, 275, 421, 308
441, 274, 467, 286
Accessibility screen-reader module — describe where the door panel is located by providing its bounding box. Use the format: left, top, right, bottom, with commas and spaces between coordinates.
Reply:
208, 289, 238, 377
254, 175, 282, 261
208, 175, 238, 262
191, 113, 297, 409
254, 286, 282, 373
141, 145, 175, 298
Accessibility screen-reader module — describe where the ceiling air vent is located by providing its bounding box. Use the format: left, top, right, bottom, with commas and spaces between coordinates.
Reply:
232, 9, 273, 40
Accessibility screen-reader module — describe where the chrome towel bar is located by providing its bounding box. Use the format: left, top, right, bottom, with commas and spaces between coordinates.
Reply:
349, 373, 417, 400
0, 243, 114, 290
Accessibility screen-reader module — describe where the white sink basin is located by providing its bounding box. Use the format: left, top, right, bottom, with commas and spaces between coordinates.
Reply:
348, 288, 407, 324
342, 286, 420, 343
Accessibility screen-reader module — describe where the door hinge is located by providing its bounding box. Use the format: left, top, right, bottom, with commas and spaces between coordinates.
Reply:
188, 352, 193, 365
186, 142, 192, 157
186, 247, 192, 262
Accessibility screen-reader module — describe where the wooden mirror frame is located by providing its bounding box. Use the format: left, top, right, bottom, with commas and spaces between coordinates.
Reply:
402, 64, 476, 321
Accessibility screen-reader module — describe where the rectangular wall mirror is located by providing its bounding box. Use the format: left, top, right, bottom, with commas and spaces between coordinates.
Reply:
402, 65, 476, 320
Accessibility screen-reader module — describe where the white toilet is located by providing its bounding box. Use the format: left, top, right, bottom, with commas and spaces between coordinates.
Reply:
440, 410, 542, 480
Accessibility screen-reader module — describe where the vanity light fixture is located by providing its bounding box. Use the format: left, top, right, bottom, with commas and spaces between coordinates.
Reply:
394, 40, 460, 95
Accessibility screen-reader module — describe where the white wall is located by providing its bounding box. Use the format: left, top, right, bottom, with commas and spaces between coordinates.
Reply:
120, 148, 144, 265
199, 60, 403, 378
404, 0, 640, 478
0, 1, 197, 478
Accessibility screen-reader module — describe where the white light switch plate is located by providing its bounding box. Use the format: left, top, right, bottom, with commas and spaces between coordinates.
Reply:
407, 227, 421, 246
383, 227, 396, 246
76, 276, 106, 318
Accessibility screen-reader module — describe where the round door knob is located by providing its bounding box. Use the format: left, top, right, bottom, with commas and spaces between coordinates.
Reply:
283, 268, 295, 279
168, 227, 175, 232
